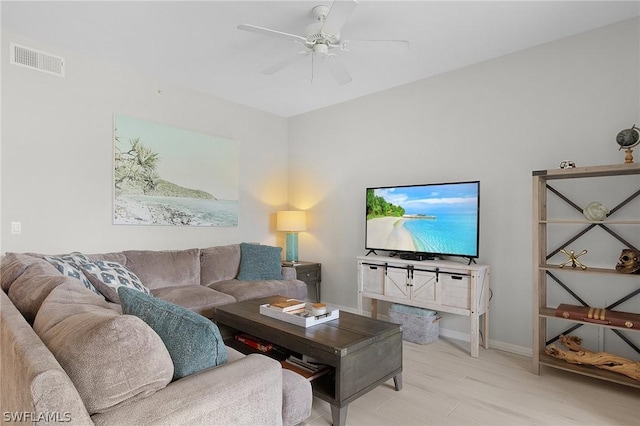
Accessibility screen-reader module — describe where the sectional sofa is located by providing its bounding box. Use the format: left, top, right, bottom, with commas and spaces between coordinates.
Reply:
0, 243, 312, 425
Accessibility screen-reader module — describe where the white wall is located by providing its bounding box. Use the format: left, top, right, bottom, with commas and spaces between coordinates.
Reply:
1, 32, 290, 254
288, 18, 640, 352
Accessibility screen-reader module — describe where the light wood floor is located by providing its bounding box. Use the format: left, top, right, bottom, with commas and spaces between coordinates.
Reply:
304, 337, 640, 426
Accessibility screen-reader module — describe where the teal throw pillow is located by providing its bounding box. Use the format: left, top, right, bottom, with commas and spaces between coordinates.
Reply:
237, 243, 283, 281
118, 287, 227, 380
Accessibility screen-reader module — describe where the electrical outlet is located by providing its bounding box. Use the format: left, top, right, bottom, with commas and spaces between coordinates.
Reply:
11, 222, 21, 234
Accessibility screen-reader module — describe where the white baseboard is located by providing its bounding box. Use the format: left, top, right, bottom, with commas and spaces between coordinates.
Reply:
438, 327, 470, 342
488, 340, 532, 357
355, 308, 532, 358
438, 328, 532, 357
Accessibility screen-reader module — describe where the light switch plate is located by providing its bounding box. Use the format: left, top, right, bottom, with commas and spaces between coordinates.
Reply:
11, 222, 21, 234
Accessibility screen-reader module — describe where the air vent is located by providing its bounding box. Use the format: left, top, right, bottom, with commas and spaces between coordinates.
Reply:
10, 43, 65, 77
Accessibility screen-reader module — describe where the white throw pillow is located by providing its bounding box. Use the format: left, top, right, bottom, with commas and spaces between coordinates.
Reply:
82, 260, 150, 303
44, 252, 101, 295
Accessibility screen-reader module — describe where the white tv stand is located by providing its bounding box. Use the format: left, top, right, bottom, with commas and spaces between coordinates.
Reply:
357, 255, 490, 357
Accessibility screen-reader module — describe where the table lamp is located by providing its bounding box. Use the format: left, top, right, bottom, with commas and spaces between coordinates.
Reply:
276, 210, 307, 262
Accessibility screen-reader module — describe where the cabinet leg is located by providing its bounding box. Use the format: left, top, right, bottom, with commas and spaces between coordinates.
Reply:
331, 404, 347, 426
482, 311, 490, 349
371, 299, 378, 319
471, 313, 479, 358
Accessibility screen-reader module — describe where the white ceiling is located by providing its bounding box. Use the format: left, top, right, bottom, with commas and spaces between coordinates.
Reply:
3, 1, 639, 117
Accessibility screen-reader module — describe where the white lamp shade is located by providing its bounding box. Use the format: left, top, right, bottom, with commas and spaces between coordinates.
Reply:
276, 211, 307, 232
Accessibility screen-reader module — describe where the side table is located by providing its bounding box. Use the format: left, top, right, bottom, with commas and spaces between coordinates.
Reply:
285, 261, 321, 302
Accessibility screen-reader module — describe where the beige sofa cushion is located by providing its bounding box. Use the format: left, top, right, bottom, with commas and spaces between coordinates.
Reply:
91, 353, 284, 426
152, 285, 236, 318
208, 279, 307, 302
124, 248, 201, 289
6, 257, 77, 323
1, 252, 45, 292
200, 244, 241, 285
33, 283, 174, 414
86, 251, 128, 265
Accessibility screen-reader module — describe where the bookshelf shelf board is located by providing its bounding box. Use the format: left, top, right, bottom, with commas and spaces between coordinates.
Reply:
539, 264, 625, 275
538, 353, 640, 388
540, 219, 640, 225
539, 307, 640, 333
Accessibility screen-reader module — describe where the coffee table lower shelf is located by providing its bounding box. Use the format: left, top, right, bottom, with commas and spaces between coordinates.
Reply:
223, 330, 378, 407
226, 336, 335, 387
225, 330, 401, 425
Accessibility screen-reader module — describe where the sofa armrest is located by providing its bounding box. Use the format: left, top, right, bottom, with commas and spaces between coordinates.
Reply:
282, 267, 297, 281
1, 292, 93, 425
92, 354, 283, 426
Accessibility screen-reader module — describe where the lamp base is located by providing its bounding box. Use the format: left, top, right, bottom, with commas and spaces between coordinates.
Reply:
285, 232, 299, 262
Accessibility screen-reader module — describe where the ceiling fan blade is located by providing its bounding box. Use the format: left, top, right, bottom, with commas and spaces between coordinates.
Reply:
237, 24, 306, 43
325, 55, 352, 85
262, 51, 310, 75
341, 39, 410, 53
321, 0, 358, 36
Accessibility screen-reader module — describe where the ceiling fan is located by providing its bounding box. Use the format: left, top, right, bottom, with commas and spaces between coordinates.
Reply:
237, 0, 409, 85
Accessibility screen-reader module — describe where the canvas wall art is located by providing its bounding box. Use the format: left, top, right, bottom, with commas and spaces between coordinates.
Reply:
113, 114, 239, 226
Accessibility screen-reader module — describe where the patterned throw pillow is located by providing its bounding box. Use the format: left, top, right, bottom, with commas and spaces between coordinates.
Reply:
237, 243, 283, 281
43, 252, 101, 295
81, 260, 150, 303
118, 286, 228, 380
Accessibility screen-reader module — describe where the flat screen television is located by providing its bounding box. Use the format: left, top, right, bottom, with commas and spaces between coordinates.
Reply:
365, 181, 480, 259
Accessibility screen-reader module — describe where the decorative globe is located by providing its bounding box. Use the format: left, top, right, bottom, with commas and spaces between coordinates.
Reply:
616, 125, 640, 149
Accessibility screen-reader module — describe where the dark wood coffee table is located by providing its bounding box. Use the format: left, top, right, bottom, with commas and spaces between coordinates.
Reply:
214, 296, 403, 426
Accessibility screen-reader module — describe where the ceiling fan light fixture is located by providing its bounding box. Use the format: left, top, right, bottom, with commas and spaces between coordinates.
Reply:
313, 44, 329, 55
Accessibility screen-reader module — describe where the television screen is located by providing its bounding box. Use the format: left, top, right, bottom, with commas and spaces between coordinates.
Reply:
365, 181, 480, 258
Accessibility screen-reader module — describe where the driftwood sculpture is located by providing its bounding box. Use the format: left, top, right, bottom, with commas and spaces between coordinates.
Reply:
546, 335, 640, 382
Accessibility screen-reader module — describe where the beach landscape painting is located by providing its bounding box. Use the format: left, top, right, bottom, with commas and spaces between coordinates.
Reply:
366, 182, 479, 255
113, 115, 239, 226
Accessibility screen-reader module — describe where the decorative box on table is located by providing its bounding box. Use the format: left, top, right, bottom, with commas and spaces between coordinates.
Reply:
259, 304, 339, 327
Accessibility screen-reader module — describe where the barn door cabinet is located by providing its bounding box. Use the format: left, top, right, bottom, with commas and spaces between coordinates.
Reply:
532, 163, 640, 388
357, 256, 490, 357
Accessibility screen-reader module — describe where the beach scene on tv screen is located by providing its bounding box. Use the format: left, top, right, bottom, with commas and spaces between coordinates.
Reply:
366, 183, 479, 255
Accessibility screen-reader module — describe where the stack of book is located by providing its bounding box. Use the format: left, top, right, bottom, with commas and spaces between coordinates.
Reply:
281, 355, 331, 381
234, 333, 273, 353
269, 299, 307, 314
